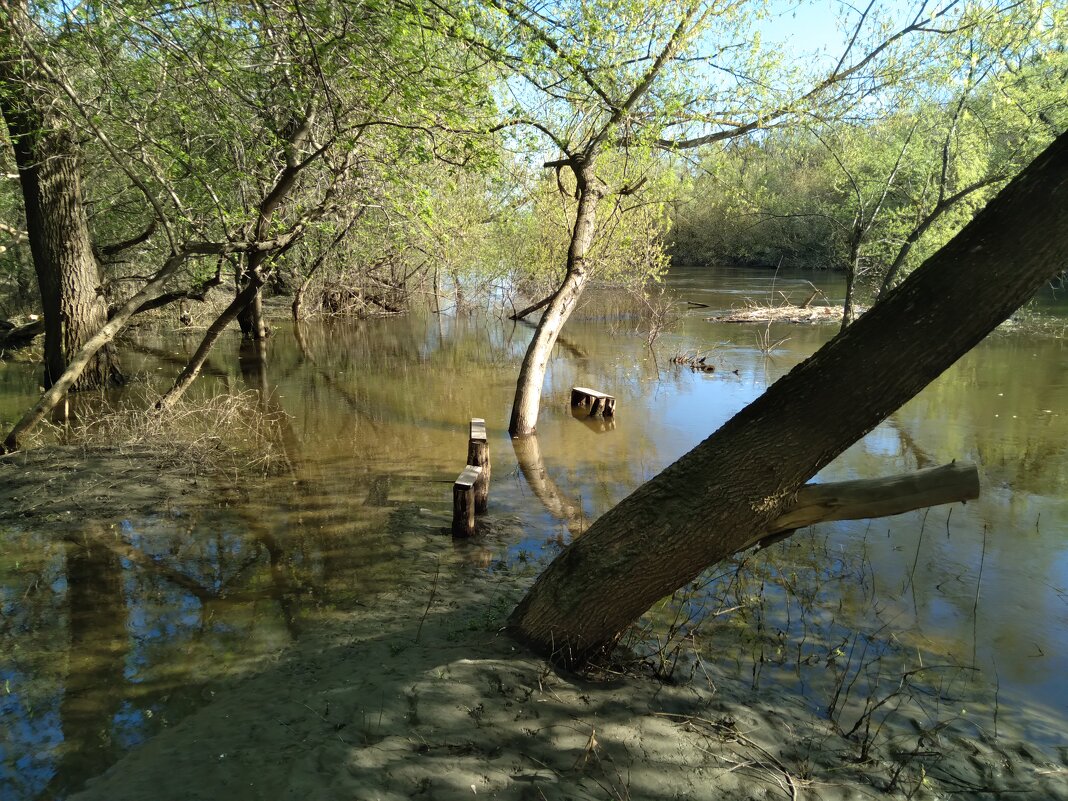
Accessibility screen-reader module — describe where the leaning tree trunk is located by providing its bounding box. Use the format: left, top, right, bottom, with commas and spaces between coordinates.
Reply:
0, 16, 121, 389
508, 161, 604, 437
508, 130, 1068, 668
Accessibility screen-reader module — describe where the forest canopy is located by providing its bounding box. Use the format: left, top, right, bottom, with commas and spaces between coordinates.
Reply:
0, 0, 1064, 424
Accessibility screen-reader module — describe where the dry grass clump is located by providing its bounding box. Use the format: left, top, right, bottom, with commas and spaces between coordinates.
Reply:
710, 303, 845, 324
707, 282, 856, 325
60, 389, 293, 477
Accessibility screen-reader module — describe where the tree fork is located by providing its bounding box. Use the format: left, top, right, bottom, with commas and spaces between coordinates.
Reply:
507, 131, 1068, 668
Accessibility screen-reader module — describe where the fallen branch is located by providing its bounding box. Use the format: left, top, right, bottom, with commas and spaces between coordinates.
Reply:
510, 292, 555, 321
0, 318, 44, 352
743, 461, 980, 551
710, 304, 847, 324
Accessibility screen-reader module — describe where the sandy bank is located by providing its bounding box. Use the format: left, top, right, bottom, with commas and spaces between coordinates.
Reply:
64, 514, 1066, 801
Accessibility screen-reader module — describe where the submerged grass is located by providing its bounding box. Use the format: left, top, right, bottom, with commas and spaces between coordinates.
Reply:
607, 525, 1043, 797
44, 386, 294, 477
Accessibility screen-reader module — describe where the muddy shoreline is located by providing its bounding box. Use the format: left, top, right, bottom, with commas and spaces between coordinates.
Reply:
3, 447, 1065, 800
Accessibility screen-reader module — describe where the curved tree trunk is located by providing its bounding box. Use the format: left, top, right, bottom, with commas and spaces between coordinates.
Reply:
508, 131, 1068, 668
0, 12, 121, 389
508, 162, 604, 437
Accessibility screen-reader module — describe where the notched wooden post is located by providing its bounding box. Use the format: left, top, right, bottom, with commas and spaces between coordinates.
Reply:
452, 465, 482, 538
468, 417, 490, 513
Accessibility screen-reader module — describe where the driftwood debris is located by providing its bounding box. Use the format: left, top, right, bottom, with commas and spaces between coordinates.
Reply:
740, 461, 980, 552
671, 353, 736, 374
709, 304, 845, 324
571, 386, 615, 417
0, 318, 44, 352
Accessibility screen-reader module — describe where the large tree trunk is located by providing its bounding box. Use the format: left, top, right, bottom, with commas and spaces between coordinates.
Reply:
237, 267, 268, 340
2, 252, 187, 452
0, 9, 121, 390
508, 161, 604, 437
508, 131, 1068, 668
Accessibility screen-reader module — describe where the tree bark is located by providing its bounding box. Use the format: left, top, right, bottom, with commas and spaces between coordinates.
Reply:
2, 253, 187, 452
0, 11, 121, 389
237, 264, 268, 340
508, 131, 1068, 668
508, 160, 604, 437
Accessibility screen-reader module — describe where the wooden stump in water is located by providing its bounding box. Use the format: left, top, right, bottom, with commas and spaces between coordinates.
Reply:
452, 465, 482, 538
570, 386, 616, 417
467, 418, 490, 513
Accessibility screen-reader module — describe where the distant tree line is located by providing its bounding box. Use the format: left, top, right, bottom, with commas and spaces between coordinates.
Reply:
1, 0, 1065, 446
672, 40, 1067, 314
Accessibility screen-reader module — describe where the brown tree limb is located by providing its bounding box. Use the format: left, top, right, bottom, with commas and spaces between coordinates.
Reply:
97, 219, 158, 258
509, 292, 555, 321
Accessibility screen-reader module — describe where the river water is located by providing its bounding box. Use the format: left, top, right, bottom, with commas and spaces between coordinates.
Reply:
2, 265, 1067, 798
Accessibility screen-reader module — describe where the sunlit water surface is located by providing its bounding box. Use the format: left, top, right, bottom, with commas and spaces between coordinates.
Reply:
2, 265, 1067, 798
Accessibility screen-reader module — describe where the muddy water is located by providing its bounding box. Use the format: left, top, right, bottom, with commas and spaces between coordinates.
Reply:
2, 265, 1067, 798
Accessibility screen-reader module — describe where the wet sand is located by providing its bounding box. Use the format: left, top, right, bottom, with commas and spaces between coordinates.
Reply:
3, 447, 1066, 800
63, 509, 1067, 801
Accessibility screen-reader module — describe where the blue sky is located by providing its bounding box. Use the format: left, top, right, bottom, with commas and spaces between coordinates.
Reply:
758, 1, 920, 65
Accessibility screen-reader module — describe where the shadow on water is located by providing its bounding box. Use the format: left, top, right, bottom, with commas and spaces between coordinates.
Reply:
512, 435, 587, 537
39, 531, 128, 799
